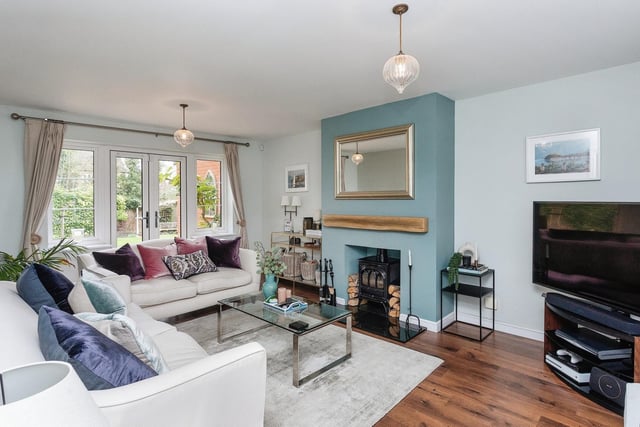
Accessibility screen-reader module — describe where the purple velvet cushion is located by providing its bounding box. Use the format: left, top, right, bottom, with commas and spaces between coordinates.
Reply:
38, 305, 157, 390
206, 236, 242, 268
93, 244, 145, 281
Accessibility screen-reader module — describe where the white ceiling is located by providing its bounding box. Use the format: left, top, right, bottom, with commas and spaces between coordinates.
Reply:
1, 1, 640, 141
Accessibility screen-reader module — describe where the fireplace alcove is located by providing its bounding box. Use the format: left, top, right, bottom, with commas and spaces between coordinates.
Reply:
343, 244, 423, 343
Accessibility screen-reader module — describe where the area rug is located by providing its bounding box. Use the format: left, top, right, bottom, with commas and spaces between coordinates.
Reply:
175, 311, 443, 427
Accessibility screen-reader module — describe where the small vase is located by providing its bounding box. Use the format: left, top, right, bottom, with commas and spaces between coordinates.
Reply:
262, 274, 278, 299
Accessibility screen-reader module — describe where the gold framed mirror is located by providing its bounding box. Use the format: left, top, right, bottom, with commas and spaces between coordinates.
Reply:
334, 123, 414, 199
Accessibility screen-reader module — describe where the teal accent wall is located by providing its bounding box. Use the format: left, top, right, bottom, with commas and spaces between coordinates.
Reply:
321, 93, 454, 321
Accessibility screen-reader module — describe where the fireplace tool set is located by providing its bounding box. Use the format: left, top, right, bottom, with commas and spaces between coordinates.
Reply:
405, 250, 421, 331
319, 258, 336, 306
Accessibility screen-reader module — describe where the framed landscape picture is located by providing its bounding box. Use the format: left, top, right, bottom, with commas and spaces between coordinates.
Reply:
285, 164, 308, 192
525, 128, 600, 183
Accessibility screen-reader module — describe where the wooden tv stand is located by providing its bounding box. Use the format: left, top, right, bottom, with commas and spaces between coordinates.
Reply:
544, 296, 639, 415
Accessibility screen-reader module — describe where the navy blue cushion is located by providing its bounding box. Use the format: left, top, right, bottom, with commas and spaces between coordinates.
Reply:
38, 305, 157, 390
17, 264, 74, 314
93, 244, 145, 281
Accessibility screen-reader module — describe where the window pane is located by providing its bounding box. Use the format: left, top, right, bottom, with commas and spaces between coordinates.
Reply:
115, 156, 143, 247
159, 160, 181, 238
196, 160, 222, 229
52, 149, 94, 240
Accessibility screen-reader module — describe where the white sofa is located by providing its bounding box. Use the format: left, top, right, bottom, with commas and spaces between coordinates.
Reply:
625, 383, 640, 426
78, 238, 260, 319
0, 279, 267, 426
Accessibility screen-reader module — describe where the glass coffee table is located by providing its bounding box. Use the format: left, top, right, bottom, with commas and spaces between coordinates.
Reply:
217, 292, 352, 387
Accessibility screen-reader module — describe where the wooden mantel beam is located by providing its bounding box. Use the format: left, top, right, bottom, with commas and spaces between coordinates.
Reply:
322, 214, 428, 233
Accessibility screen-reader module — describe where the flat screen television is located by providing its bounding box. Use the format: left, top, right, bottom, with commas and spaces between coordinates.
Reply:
533, 201, 640, 316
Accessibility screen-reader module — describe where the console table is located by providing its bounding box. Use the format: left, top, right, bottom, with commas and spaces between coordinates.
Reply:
439, 268, 495, 341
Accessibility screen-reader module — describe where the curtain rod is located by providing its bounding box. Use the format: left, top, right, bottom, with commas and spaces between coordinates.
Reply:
10, 113, 250, 147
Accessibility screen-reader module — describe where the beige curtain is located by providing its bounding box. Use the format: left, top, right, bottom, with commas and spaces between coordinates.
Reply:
224, 143, 248, 249
21, 119, 66, 253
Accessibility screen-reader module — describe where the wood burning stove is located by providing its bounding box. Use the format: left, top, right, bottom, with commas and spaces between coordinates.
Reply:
358, 254, 400, 310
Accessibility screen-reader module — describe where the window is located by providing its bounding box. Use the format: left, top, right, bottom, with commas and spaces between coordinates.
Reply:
46, 143, 230, 248
196, 159, 223, 230
52, 148, 95, 240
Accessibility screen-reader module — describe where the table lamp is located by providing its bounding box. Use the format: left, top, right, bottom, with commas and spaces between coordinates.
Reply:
0, 361, 108, 426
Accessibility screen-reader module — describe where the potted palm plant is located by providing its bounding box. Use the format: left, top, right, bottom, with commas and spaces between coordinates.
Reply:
0, 239, 86, 282
254, 241, 286, 299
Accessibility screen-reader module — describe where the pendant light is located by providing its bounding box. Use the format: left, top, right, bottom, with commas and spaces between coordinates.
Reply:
351, 142, 364, 165
383, 4, 420, 94
174, 104, 195, 147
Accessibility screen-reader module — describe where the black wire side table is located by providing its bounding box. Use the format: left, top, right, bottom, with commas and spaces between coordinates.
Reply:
439, 268, 495, 341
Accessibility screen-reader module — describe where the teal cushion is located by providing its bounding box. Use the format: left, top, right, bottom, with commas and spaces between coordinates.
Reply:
17, 264, 74, 314
82, 278, 127, 315
75, 312, 169, 374
38, 305, 157, 390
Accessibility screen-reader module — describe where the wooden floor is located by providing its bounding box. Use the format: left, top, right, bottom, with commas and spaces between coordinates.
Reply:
172, 284, 623, 427
289, 284, 623, 427
369, 327, 622, 427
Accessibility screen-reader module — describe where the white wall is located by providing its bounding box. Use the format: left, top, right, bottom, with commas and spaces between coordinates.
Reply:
455, 61, 640, 340
259, 129, 322, 247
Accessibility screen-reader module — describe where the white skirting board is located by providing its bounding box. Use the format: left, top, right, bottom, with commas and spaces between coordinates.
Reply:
335, 296, 544, 341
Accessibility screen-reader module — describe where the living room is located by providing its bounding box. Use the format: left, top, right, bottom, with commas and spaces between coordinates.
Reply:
2, 1, 640, 425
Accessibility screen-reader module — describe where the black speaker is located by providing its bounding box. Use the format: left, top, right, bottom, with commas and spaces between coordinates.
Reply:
589, 367, 627, 407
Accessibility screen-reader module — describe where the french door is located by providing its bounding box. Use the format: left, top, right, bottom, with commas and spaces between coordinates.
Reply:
111, 152, 186, 247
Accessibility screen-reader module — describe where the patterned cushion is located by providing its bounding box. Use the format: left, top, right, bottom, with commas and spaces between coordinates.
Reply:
163, 250, 217, 280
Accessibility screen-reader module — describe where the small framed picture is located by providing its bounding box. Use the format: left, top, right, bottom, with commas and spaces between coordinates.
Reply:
285, 164, 308, 192
525, 128, 600, 183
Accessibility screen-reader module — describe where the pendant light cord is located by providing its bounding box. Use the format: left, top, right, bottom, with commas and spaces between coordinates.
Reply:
399, 13, 404, 54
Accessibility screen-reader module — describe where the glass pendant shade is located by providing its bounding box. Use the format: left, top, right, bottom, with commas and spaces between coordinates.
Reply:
174, 128, 195, 147
351, 152, 364, 165
383, 4, 420, 94
383, 53, 420, 94
174, 103, 194, 147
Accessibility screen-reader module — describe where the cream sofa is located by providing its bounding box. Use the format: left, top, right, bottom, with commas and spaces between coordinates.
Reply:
78, 238, 260, 319
0, 279, 267, 426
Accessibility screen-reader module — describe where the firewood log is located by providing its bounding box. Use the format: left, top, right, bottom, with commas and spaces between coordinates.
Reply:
388, 284, 400, 294
392, 291, 400, 298
389, 296, 400, 308
388, 308, 400, 318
